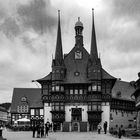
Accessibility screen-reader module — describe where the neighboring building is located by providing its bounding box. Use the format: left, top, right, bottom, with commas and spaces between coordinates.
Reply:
11, 88, 43, 126
0, 106, 8, 125
0, 103, 11, 123
10, 10, 137, 132
111, 80, 136, 129
131, 73, 140, 130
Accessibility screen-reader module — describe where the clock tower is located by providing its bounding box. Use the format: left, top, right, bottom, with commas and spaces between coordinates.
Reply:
75, 17, 83, 47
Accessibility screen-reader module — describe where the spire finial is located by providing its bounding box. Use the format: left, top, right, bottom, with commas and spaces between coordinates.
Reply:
54, 10, 63, 66
78, 17, 80, 21
58, 10, 60, 20
90, 8, 98, 62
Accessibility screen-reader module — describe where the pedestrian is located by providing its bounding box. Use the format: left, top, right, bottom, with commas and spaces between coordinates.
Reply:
36, 123, 41, 138
118, 127, 122, 139
97, 123, 102, 134
103, 121, 107, 134
40, 123, 44, 138
49, 123, 52, 132
32, 124, 36, 138
53, 123, 57, 132
45, 122, 50, 136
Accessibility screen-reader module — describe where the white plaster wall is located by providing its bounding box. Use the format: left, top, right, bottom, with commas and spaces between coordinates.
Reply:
65, 104, 88, 122
65, 106, 71, 122
101, 102, 110, 130
44, 103, 52, 123
82, 105, 88, 122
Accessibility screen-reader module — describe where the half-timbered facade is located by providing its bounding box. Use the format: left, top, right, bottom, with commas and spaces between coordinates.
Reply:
37, 10, 116, 132
131, 73, 140, 130
11, 88, 44, 126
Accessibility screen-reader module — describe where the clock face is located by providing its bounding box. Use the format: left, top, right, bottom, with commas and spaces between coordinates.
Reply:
75, 51, 82, 59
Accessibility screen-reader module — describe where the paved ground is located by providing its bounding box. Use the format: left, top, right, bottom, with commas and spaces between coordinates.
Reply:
2, 129, 139, 140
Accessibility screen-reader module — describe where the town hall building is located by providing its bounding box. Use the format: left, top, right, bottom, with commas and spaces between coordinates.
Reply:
11, 10, 136, 132
36, 10, 116, 132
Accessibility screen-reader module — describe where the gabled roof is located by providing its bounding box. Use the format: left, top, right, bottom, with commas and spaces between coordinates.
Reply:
64, 46, 90, 84
102, 68, 116, 80
11, 88, 43, 113
112, 80, 135, 101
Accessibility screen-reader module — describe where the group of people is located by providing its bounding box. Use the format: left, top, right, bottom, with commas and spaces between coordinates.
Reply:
32, 121, 53, 138
97, 121, 108, 134
97, 121, 123, 138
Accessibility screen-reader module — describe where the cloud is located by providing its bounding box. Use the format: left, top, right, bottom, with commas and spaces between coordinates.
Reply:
0, 17, 21, 38
17, 0, 57, 34
111, 0, 140, 19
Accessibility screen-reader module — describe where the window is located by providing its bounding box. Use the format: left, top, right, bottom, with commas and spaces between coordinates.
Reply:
88, 81, 101, 92
74, 72, 80, 76
75, 89, 78, 94
21, 97, 27, 102
61, 86, 64, 91
92, 85, 97, 91
97, 82, 101, 91
52, 103, 64, 111
56, 70, 60, 73
92, 105, 97, 110
70, 89, 73, 94
31, 109, 34, 115
35, 109, 40, 116
88, 86, 91, 91
52, 86, 55, 91
88, 102, 101, 111
52, 85, 64, 92
55, 86, 59, 91
17, 105, 29, 113
79, 89, 83, 94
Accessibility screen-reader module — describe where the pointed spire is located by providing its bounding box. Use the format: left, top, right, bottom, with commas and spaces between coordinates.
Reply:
90, 8, 98, 62
55, 10, 63, 66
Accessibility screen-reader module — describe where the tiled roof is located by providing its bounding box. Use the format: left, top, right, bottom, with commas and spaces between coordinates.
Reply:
0, 106, 7, 112
102, 68, 116, 80
11, 88, 43, 113
36, 73, 52, 83
112, 80, 135, 101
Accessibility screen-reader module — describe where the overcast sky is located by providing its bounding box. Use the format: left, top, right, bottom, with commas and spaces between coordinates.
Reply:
0, 0, 140, 103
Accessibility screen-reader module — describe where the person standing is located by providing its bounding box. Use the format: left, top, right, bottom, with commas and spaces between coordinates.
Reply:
103, 121, 107, 134
40, 123, 44, 138
97, 123, 102, 134
32, 124, 36, 138
118, 127, 122, 139
36, 123, 41, 138
45, 122, 50, 136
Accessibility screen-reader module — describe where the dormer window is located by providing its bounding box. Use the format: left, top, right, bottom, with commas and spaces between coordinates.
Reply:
21, 97, 27, 102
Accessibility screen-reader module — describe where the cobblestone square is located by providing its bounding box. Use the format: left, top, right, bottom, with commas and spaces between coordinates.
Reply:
2, 129, 139, 140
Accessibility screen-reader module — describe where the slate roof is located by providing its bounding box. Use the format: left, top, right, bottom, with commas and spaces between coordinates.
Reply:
112, 80, 135, 101
64, 46, 89, 83
11, 88, 43, 113
0, 106, 7, 112
102, 68, 116, 80
37, 72, 52, 83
